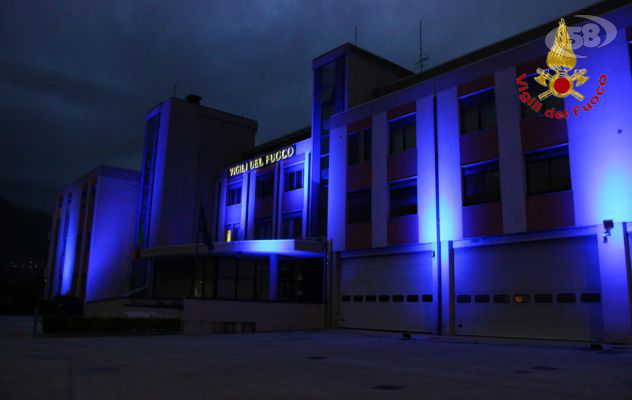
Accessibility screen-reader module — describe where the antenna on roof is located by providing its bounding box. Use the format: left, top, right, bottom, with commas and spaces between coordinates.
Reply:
354, 26, 358, 45
172, 84, 177, 98
414, 19, 430, 73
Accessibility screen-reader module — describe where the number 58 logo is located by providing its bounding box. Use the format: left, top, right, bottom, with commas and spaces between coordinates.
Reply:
545, 15, 617, 58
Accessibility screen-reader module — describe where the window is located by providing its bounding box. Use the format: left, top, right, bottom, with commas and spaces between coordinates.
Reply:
407, 295, 419, 302
348, 129, 371, 165
320, 62, 336, 121
282, 212, 302, 239
278, 261, 323, 303
224, 223, 240, 242
256, 173, 274, 198
390, 179, 417, 217
393, 295, 404, 303
493, 294, 510, 303
353, 295, 364, 302
514, 294, 531, 303
320, 156, 329, 182
421, 294, 433, 302
341, 295, 351, 302
475, 295, 490, 303
321, 133, 330, 156
460, 88, 496, 134
285, 166, 304, 191
557, 293, 576, 303
365, 295, 377, 302
520, 75, 564, 119
534, 293, 553, 303
347, 189, 371, 224
525, 146, 571, 195
254, 217, 273, 240
457, 295, 472, 303
462, 161, 500, 206
378, 295, 390, 302
581, 293, 601, 303
226, 184, 242, 206
389, 115, 416, 154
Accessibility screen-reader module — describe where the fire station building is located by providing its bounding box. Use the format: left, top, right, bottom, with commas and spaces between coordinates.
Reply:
46, 2, 632, 342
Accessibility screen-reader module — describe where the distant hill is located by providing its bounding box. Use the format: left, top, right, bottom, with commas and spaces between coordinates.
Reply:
0, 197, 51, 266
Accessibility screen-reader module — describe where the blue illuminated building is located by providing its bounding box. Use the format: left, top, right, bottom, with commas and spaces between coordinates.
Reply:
46, 2, 632, 341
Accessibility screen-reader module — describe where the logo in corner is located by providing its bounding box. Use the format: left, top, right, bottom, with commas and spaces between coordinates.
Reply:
516, 17, 611, 120
535, 18, 589, 101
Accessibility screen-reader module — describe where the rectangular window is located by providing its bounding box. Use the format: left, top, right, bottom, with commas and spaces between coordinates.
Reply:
256, 173, 274, 198
392, 295, 404, 303
320, 62, 336, 121
534, 293, 553, 303
580, 293, 601, 303
475, 294, 490, 303
525, 145, 571, 195
347, 189, 371, 224
226, 184, 242, 206
378, 295, 390, 302
389, 115, 416, 154
460, 88, 496, 134
254, 217, 273, 240
353, 295, 364, 302
341, 295, 351, 302
321, 133, 330, 156
557, 293, 576, 303
389, 179, 417, 217
493, 294, 510, 303
224, 223, 240, 242
421, 294, 433, 302
514, 294, 531, 303
365, 295, 377, 302
457, 295, 472, 303
520, 75, 565, 119
407, 295, 419, 302
285, 166, 304, 192
462, 161, 500, 206
282, 212, 302, 239
348, 129, 371, 165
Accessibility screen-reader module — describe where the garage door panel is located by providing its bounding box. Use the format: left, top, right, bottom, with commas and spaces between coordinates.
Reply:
454, 236, 603, 341
341, 251, 434, 333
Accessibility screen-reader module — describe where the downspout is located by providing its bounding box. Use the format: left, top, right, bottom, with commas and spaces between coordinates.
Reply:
433, 83, 442, 335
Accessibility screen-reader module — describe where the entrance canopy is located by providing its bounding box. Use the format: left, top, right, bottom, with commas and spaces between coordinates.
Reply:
140, 239, 325, 259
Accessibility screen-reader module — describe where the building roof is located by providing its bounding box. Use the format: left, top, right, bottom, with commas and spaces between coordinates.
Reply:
313, 42, 413, 78
375, 0, 631, 98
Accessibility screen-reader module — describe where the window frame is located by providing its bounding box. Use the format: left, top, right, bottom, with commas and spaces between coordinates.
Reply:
348, 128, 372, 165
226, 184, 242, 206
284, 165, 304, 192
388, 114, 416, 155
461, 160, 501, 206
255, 172, 275, 199
525, 145, 572, 196
389, 178, 418, 218
347, 189, 371, 224
459, 88, 497, 135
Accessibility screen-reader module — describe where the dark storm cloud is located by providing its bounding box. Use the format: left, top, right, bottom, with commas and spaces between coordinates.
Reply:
0, 0, 598, 211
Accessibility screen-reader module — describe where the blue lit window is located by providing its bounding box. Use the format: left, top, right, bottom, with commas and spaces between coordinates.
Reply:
285, 166, 304, 192
389, 115, 416, 154
282, 212, 302, 239
348, 129, 371, 165
226, 184, 242, 206
347, 189, 371, 224
462, 161, 500, 206
389, 179, 417, 217
525, 145, 571, 195
460, 88, 496, 134
256, 173, 274, 199
255, 217, 273, 240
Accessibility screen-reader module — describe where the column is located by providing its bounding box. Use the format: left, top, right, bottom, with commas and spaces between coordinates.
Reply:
371, 111, 388, 248
268, 254, 279, 301
495, 67, 527, 233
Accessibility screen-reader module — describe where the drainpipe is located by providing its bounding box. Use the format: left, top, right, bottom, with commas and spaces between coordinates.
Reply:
433, 84, 442, 335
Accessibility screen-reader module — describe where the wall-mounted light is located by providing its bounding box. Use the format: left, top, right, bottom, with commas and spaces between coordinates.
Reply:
603, 219, 614, 243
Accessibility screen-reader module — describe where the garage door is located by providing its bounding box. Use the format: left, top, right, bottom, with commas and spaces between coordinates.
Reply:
454, 235, 603, 341
340, 251, 434, 333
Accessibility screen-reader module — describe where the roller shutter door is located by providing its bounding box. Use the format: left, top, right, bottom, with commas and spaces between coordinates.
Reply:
454, 235, 603, 341
340, 251, 434, 333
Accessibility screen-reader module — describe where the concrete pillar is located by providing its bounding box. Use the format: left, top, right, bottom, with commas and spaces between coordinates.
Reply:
495, 67, 527, 233
327, 125, 347, 251
598, 222, 632, 343
268, 254, 279, 301
245, 171, 256, 240
436, 87, 463, 241
372, 112, 388, 248
417, 95, 437, 244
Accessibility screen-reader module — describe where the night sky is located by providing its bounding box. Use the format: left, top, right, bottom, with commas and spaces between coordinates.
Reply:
1, 0, 598, 211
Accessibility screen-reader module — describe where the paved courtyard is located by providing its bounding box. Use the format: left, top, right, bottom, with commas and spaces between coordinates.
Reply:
1, 316, 631, 400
